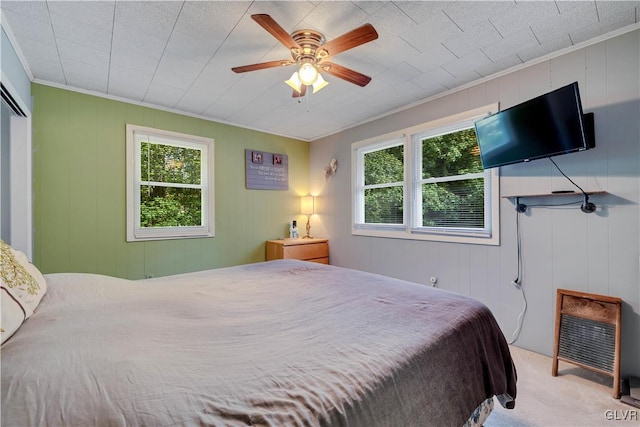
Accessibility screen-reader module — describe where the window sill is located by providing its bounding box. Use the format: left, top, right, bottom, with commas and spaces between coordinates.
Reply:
127, 228, 214, 242
352, 227, 499, 246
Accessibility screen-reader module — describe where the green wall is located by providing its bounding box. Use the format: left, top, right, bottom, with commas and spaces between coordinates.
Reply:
32, 84, 310, 279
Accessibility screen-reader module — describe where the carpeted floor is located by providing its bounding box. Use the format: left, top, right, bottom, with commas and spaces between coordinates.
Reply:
485, 346, 638, 426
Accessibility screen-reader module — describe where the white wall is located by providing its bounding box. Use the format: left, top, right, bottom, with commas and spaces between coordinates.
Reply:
1, 24, 31, 107
310, 29, 640, 377
1, 21, 33, 258
1, 101, 10, 241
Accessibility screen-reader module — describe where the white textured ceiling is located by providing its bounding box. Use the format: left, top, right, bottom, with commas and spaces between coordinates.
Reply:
2, 1, 639, 141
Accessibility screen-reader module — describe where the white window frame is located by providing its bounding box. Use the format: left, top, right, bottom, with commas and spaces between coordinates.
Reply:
353, 136, 407, 232
126, 124, 215, 242
352, 104, 500, 245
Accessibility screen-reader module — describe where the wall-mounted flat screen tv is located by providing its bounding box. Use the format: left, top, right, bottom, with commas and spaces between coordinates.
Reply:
474, 82, 595, 169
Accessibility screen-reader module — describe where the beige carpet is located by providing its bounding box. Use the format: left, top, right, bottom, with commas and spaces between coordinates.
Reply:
485, 346, 638, 426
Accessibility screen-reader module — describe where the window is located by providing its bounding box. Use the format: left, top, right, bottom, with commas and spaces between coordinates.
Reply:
352, 104, 499, 245
357, 138, 405, 227
126, 124, 214, 241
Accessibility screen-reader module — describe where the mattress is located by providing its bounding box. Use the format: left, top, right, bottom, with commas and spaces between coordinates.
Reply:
1, 259, 516, 426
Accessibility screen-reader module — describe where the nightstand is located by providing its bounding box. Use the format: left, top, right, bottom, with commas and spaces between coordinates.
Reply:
266, 238, 329, 264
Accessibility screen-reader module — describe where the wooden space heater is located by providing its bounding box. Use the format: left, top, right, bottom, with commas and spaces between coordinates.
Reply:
552, 288, 622, 398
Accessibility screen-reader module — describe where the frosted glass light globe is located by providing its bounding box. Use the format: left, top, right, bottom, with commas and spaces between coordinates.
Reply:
298, 63, 318, 85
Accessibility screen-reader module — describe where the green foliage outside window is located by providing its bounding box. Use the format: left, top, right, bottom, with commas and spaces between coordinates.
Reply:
139, 142, 203, 227
420, 128, 484, 228
364, 145, 403, 224
362, 129, 484, 228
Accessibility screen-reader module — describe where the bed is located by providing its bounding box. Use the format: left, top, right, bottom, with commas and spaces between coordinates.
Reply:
1, 241, 516, 426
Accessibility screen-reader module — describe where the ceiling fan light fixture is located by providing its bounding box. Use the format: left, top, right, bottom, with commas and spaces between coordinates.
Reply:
234, 15, 378, 96
298, 62, 319, 86
285, 71, 302, 92
312, 73, 328, 93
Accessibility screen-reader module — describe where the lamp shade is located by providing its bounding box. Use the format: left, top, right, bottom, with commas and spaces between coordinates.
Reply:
285, 71, 302, 92
312, 74, 329, 93
300, 196, 315, 216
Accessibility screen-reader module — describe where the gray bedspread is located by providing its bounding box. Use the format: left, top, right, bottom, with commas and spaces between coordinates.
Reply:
1, 260, 516, 426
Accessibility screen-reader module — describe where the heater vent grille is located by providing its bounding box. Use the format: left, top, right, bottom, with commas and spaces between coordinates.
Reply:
558, 313, 615, 373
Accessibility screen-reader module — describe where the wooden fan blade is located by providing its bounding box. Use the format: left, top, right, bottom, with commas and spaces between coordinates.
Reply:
320, 63, 372, 87
316, 24, 378, 59
232, 60, 295, 73
292, 85, 307, 98
252, 14, 301, 51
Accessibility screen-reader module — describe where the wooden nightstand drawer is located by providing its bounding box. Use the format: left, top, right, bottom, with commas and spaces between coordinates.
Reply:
266, 239, 329, 264
282, 241, 328, 260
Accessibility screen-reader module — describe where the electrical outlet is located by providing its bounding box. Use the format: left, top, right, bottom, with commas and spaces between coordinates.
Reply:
430, 277, 438, 287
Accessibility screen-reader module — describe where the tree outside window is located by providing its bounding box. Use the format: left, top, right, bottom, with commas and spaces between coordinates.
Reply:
352, 104, 499, 245
364, 145, 404, 224
418, 127, 485, 229
126, 125, 214, 241
139, 142, 202, 228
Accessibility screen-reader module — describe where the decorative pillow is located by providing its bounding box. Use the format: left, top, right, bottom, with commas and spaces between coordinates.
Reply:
1, 285, 27, 344
0, 239, 47, 318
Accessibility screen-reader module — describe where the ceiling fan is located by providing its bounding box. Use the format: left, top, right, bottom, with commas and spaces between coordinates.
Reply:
232, 14, 378, 97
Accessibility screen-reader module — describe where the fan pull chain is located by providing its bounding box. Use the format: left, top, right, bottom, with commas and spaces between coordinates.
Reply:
306, 90, 310, 112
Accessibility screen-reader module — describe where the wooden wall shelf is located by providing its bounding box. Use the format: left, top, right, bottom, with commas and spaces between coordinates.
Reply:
502, 191, 607, 199
503, 191, 607, 213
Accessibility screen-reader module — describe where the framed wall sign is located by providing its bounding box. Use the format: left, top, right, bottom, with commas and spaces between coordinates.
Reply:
245, 149, 288, 190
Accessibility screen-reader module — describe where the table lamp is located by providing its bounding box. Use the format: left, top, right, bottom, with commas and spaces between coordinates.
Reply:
300, 196, 315, 239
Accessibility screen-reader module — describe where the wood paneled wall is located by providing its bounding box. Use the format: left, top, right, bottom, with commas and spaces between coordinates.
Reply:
310, 30, 640, 376
31, 85, 310, 279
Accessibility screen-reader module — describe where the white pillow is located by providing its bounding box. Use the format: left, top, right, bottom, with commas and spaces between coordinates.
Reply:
0, 239, 47, 318
1, 285, 27, 344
